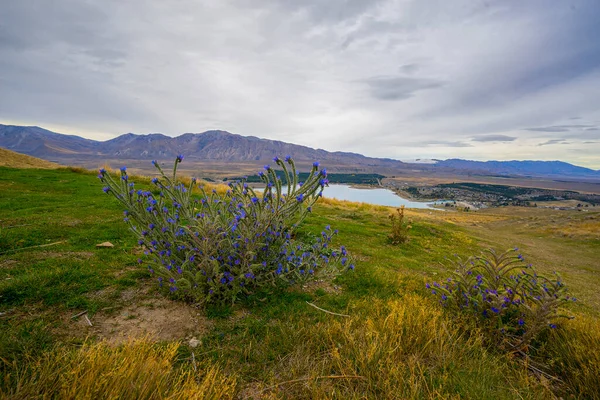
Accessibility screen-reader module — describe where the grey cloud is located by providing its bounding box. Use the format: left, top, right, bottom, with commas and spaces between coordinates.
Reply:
422, 2, 600, 124
418, 140, 473, 148
524, 124, 595, 132
0, 0, 127, 64
273, 0, 385, 23
361, 76, 444, 101
399, 64, 419, 74
340, 19, 411, 50
562, 131, 600, 140
471, 134, 517, 142
552, 125, 595, 128
526, 127, 570, 132
585, 127, 599, 131
538, 139, 570, 146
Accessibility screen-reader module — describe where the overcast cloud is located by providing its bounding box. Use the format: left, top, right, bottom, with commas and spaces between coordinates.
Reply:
1, 0, 599, 168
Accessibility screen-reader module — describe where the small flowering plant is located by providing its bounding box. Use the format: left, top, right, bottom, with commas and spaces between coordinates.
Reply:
98, 155, 353, 305
388, 205, 410, 245
426, 248, 574, 352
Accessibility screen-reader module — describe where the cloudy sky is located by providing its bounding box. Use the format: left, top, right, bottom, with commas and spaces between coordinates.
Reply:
1, 0, 600, 168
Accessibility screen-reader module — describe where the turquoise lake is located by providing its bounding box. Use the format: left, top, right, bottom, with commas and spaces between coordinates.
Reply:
321, 185, 433, 208
262, 184, 433, 208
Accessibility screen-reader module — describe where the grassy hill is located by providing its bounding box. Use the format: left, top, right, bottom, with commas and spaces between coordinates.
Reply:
0, 147, 61, 169
0, 166, 599, 398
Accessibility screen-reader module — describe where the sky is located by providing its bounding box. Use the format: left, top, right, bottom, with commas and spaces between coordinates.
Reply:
1, 0, 600, 168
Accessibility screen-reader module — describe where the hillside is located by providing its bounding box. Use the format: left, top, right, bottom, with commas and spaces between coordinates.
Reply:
0, 166, 599, 398
0, 147, 61, 169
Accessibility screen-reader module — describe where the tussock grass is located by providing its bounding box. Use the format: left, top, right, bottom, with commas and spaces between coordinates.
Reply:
1, 338, 237, 400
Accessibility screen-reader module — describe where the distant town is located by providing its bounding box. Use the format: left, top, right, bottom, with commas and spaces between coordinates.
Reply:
384, 181, 600, 210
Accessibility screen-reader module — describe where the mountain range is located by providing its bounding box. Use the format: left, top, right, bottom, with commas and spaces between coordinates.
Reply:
0, 124, 404, 169
1, 123, 599, 180
433, 159, 600, 179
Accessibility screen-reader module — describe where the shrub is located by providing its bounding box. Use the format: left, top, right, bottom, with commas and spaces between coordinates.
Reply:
98, 156, 353, 305
387, 206, 410, 245
426, 248, 574, 352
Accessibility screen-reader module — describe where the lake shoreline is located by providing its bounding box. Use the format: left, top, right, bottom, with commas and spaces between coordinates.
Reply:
255, 183, 435, 209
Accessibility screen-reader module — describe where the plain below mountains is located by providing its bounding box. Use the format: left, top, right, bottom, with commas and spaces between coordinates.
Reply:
1, 123, 599, 180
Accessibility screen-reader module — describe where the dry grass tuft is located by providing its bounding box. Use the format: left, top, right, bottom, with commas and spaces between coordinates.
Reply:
1, 338, 237, 400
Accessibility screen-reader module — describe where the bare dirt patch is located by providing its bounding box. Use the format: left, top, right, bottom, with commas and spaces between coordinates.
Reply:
93, 297, 209, 344
68, 285, 212, 345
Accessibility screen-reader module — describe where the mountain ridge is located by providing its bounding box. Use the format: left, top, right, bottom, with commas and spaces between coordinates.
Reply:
0, 124, 407, 168
435, 158, 599, 178
1, 123, 598, 178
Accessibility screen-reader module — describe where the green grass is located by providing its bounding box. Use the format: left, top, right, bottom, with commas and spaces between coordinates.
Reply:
1, 166, 599, 399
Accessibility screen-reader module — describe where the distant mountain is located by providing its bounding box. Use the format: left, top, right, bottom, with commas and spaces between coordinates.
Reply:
1, 123, 598, 179
0, 124, 101, 157
436, 159, 600, 178
0, 124, 405, 169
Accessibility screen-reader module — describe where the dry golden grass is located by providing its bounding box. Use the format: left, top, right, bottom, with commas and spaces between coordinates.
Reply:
243, 295, 551, 399
0, 147, 61, 169
1, 338, 237, 400
540, 315, 600, 399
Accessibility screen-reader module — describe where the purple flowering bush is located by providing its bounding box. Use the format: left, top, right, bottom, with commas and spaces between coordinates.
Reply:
98, 155, 353, 304
427, 248, 573, 352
